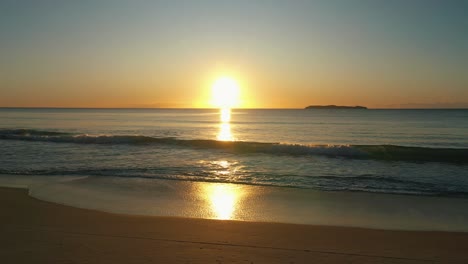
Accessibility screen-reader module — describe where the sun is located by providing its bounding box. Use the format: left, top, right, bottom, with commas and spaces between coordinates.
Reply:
211, 77, 240, 108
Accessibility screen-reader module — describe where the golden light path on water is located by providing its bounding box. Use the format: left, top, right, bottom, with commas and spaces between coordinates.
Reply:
209, 105, 238, 219
207, 78, 240, 219
217, 107, 233, 141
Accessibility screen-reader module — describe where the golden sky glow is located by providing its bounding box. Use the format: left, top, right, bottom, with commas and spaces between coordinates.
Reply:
1, 2, 467, 108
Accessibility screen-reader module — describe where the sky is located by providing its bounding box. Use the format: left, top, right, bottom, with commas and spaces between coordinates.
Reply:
1, 0, 467, 108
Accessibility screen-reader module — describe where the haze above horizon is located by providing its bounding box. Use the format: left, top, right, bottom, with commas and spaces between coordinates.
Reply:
1, 1, 467, 109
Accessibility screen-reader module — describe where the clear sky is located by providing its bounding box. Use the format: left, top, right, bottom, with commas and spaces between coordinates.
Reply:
1, 0, 467, 108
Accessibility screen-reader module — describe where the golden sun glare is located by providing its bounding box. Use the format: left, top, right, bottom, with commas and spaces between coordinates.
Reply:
211, 77, 240, 108
205, 184, 241, 220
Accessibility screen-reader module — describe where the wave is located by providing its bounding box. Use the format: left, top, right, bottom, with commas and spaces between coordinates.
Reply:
0, 129, 70, 136
1, 129, 467, 163
1, 168, 467, 198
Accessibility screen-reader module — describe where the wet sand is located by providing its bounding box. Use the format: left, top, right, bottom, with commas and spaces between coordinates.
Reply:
1, 187, 468, 263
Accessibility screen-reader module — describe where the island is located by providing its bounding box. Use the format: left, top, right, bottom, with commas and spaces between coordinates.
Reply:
305, 105, 367, 109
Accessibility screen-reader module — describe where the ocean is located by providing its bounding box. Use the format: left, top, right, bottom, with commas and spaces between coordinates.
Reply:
1, 108, 468, 231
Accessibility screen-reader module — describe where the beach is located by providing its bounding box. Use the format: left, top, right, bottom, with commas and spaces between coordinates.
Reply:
2, 1, 468, 262
1, 109, 468, 263
2, 187, 468, 264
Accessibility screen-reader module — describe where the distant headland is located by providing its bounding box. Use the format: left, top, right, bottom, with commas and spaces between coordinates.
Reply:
305, 105, 367, 109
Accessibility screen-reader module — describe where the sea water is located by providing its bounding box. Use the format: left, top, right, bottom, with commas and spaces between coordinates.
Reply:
1, 108, 468, 230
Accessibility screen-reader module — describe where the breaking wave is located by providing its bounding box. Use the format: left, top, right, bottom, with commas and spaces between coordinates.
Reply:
1, 129, 467, 163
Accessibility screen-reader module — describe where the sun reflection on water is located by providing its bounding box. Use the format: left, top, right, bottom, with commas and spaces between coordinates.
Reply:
196, 160, 248, 220
220, 107, 231, 122
204, 184, 242, 220
217, 123, 233, 141
217, 107, 234, 141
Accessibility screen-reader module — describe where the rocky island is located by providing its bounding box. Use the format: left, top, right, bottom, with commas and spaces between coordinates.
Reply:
305, 105, 367, 109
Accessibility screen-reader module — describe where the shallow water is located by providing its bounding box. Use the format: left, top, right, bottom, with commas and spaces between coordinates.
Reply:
1, 108, 468, 230
1, 108, 467, 195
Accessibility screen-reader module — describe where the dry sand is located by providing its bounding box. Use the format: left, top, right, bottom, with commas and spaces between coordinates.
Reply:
1, 187, 468, 264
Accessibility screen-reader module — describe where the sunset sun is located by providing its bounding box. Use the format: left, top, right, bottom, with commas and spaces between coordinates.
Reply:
211, 77, 240, 108
2, 1, 468, 263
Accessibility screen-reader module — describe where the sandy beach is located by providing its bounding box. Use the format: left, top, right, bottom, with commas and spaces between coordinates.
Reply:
1, 187, 468, 263
2, 0, 468, 262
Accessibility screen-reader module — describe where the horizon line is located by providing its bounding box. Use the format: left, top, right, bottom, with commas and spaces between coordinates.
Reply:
1, 106, 467, 110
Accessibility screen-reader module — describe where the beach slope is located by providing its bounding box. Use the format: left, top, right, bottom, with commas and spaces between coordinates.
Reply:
1, 187, 467, 264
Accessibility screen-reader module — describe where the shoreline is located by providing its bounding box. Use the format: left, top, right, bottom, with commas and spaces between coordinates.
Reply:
2, 175, 468, 232
2, 187, 468, 263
